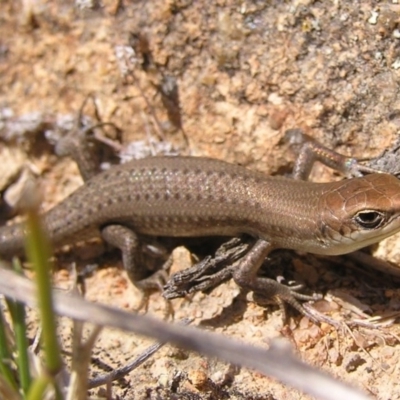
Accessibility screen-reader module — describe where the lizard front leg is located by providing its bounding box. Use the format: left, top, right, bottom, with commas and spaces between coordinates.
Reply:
232, 239, 321, 323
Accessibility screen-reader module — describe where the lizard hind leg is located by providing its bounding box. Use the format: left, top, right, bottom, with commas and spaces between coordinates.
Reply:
101, 224, 174, 319
101, 224, 169, 290
101, 224, 172, 316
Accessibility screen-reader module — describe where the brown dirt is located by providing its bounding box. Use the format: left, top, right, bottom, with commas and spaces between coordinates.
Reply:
2, 1, 400, 399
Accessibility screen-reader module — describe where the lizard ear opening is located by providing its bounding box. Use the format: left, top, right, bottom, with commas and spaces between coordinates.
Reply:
353, 210, 386, 230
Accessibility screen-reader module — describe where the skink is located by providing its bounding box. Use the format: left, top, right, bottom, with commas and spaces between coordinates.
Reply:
1, 152, 400, 319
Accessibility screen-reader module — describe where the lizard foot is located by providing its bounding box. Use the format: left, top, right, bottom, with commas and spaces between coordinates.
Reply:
246, 277, 323, 324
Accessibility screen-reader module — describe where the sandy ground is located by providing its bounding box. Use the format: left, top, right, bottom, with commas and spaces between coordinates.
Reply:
2, 1, 400, 398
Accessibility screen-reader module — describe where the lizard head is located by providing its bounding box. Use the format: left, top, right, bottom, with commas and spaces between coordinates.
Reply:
317, 173, 400, 255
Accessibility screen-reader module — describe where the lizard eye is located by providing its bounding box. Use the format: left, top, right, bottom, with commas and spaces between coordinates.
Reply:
354, 210, 386, 229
